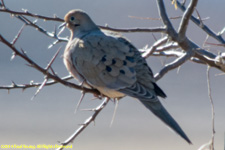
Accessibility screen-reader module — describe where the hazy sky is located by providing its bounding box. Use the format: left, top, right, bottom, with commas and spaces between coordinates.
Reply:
0, 0, 225, 150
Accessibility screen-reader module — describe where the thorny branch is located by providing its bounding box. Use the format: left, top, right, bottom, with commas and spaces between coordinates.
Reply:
0, 34, 100, 96
0, 0, 225, 149
56, 98, 110, 150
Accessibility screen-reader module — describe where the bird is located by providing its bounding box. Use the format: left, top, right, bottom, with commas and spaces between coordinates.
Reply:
62, 9, 191, 144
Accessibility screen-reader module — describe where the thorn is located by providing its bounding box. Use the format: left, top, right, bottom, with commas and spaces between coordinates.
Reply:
26, 63, 34, 68
181, 0, 186, 6
218, 27, 225, 35
22, 87, 26, 92
53, 25, 57, 38
152, 33, 157, 41
20, 48, 27, 56
31, 77, 48, 100
80, 108, 95, 111
10, 14, 15, 18
48, 40, 59, 49
33, 19, 38, 24
110, 99, 119, 127
30, 80, 34, 85
11, 81, 16, 87
0, 0, 5, 8
177, 66, 181, 74
195, 9, 204, 28
49, 66, 57, 76
45, 46, 62, 71
11, 24, 26, 46
57, 23, 66, 36
78, 123, 86, 126
74, 92, 86, 114
93, 120, 96, 126
10, 52, 16, 61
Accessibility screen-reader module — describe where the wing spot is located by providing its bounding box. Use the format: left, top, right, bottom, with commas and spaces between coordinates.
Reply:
126, 56, 135, 63
120, 70, 125, 74
123, 60, 127, 66
112, 59, 116, 65
106, 66, 112, 72
101, 55, 107, 62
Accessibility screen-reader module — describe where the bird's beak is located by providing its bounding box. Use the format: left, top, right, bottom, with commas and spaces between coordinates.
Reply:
58, 22, 66, 29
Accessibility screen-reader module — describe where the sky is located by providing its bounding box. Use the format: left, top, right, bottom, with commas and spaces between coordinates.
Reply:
0, 0, 225, 150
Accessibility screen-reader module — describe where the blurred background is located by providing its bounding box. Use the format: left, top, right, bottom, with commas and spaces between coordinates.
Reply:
0, 0, 225, 150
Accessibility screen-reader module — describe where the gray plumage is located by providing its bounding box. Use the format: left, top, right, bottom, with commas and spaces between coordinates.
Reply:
63, 9, 191, 144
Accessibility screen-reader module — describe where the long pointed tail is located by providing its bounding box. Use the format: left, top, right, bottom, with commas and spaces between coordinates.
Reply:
139, 99, 192, 144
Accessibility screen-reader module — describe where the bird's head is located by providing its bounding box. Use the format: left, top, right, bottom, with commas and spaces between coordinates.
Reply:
63, 9, 99, 36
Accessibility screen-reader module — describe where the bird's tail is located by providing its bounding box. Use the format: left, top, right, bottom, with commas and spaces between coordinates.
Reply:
139, 99, 192, 144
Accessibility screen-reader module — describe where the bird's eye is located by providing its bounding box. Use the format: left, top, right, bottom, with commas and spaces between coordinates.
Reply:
70, 16, 75, 21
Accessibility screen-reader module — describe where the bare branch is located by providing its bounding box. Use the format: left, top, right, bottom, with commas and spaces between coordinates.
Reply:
0, 75, 73, 90
178, 0, 198, 39
175, 0, 225, 44
100, 26, 166, 33
128, 15, 182, 20
154, 50, 194, 81
17, 15, 67, 42
156, 42, 179, 52
142, 36, 168, 58
56, 97, 110, 150
0, 7, 64, 22
156, 0, 178, 39
0, 6, 167, 34
0, 34, 100, 96
206, 66, 215, 150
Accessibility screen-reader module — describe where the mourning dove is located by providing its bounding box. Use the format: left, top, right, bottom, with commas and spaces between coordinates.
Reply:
62, 9, 191, 144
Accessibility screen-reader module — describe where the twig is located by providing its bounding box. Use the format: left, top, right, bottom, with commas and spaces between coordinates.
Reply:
206, 66, 215, 150
157, 0, 178, 39
45, 46, 62, 71
74, 92, 86, 114
205, 42, 225, 48
0, 75, 73, 90
17, 15, 67, 42
0, 7, 64, 22
128, 15, 182, 20
0, 6, 167, 34
56, 97, 110, 150
155, 42, 179, 52
175, 0, 225, 44
157, 0, 225, 72
154, 50, 193, 81
0, 34, 100, 96
178, 0, 198, 39
142, 36, 168, 58
31, 77, 48, 100
100, 26, 167, 33
11, 24, 26, 46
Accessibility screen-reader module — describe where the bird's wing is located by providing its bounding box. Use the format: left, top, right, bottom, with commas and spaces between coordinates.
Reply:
69, 32, 166, 100
68, 32, 191, 143
69, 33, 137, 89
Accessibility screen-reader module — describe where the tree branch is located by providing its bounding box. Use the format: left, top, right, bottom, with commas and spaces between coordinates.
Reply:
0, 75, 73, 91
154, 50, 194, 81
178, 0, 198, 39
0, 34, 100, 96
56, 98, 110, 150
175, 0, 225, 44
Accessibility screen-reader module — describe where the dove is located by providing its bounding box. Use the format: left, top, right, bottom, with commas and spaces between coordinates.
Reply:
62, 9, 191, 144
